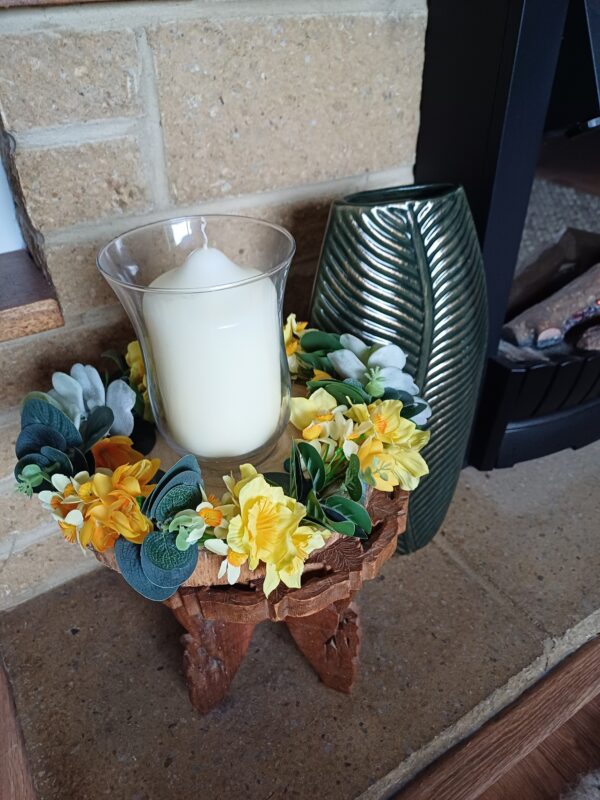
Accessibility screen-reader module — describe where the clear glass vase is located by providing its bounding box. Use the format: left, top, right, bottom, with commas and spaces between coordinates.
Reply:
97, 215, 294, 466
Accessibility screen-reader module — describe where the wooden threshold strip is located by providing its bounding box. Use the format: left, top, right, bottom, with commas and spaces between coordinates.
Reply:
0, 0, 103, 6
396, 635, 600, 800
0, 249, 63, 343
0, 658, 36, 800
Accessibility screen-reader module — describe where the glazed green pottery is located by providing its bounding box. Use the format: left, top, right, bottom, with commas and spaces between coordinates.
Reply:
309, 184, 488, 552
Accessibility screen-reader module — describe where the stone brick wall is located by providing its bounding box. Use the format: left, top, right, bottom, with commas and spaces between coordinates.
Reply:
0, 0, 427, 608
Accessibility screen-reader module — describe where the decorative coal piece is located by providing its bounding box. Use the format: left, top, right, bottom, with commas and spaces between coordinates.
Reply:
504, 263, 600, 349
509, 227, 600, 317
577, 325, 600, 352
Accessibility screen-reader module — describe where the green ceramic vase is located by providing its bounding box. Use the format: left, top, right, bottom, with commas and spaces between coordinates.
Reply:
310, 184, 488, 552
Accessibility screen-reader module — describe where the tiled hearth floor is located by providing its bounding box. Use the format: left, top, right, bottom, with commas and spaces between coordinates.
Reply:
1, 439, 599, 800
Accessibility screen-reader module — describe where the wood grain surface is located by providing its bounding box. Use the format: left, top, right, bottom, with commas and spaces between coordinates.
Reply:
0, 659, 36, 800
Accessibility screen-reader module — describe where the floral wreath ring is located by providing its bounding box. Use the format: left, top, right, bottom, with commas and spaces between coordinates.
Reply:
14, 316, 430, 601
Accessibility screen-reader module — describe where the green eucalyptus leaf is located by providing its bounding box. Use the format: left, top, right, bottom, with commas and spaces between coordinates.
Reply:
39, 446, 73, 476
15, 424, 67, 459
297, 441, 326, 493
325, 494, 372, 534
21, 399, 82, 449
22, 391, 69, 415
343, 453, 363, 501
145, 470, 203, 520
141, 532, 198, 587
79, 406, 114, 451
115, 538, 177, 601
175, 529, 193, 551
143, 455, 201, 514
154, 483, 204, 524
300, 330, 343, 353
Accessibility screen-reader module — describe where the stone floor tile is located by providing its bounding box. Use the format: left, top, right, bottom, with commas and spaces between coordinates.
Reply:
441, 440, 600, 636
0, 544, 543, 800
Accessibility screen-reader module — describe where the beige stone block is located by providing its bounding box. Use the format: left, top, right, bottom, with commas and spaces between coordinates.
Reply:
150, 13, 425, 203
440, 438, 600, 636
14, 138, 151, 232
0, 31, 141, 131
0, 485, 49, 545
0, 534, 98, 612
0, 306, 133, 408
0, 417, 20, 481
45, 240, 119, 318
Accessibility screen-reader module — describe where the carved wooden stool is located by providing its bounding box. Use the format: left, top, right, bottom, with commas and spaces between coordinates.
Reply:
161, 488, 408, 714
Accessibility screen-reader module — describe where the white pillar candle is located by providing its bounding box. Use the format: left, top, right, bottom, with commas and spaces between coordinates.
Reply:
143, 245, 282, 458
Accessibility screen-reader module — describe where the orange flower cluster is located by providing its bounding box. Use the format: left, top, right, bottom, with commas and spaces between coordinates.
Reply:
53, 438, 160, 552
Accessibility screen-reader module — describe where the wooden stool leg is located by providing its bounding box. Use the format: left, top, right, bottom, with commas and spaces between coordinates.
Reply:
286, 599, 360, 693
180, 619, 255, 714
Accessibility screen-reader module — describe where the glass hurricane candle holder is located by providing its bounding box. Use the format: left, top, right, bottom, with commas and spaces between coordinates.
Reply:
97, 215, 294, 466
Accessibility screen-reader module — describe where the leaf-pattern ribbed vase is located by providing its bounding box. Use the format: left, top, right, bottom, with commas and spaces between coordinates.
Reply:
310, 184, 488, 552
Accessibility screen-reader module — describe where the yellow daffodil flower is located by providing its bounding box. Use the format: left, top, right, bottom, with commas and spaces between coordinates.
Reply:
225, 473, 327, 596
283, 314, 308, 377
346, 399, 416, 445
290, 388, 338, 430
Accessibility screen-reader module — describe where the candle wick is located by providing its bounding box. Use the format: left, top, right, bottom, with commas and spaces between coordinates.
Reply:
199, 217, 208, 250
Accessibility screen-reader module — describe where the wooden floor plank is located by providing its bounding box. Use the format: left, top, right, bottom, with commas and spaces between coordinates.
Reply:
0, 657, 36, 800
396, 636, 600, 800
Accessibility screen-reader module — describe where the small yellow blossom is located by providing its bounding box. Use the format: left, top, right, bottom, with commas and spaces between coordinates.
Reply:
126, 341, 152, 422
283, 314, 308, 377
358, 421, 430, 492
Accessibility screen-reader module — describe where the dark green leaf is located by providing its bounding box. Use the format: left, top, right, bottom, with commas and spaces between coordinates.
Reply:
300, 330, 342, 353
343, 453, 363, 501
102, 349, 128, 376
21, 399, 82, 449
141, 532, 198, 587
402, 401, 427, 419
289, 440, 311, 502
264, 472, 291, 493
15, 424, 67, 459
297, 352, 334, 373
305, 489, 327, 524
79, 406, 114, 451
115, 538, 177, 601
130, 417, 156, 455
381, 388, 416, 404
297, 441, 326, 493
325, 494, 372, 534
321, 506, 356, 537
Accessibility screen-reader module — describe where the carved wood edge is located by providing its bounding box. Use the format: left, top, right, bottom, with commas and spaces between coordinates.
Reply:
165, 489, 408, 623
